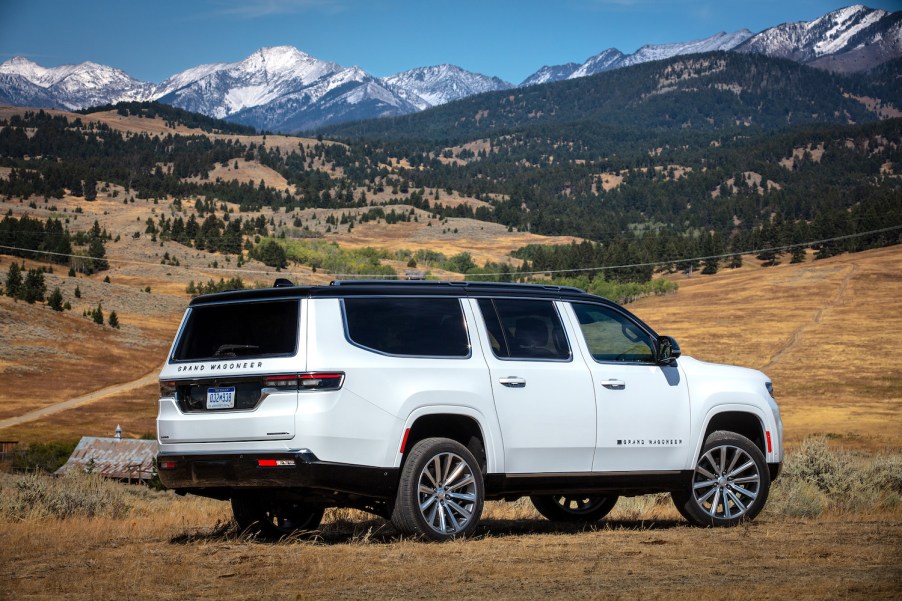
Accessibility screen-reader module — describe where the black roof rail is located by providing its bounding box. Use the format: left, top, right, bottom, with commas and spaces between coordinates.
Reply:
328, 280, 586, 294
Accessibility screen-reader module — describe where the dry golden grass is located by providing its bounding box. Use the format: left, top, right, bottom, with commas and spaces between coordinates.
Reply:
335, 217, 579, 267
188, 159, 293, 191
0, 485, 899, 600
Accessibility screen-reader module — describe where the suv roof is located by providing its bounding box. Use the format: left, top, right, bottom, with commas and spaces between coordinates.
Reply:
188, 280, 607, 307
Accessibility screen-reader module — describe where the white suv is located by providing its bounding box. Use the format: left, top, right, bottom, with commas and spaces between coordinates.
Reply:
157, 280, 783, 539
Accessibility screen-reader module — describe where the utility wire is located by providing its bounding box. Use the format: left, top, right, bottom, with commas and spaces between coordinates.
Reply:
0, 224, 899, 280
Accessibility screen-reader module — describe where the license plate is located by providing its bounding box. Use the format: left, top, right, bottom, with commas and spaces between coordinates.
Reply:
206, 386, 235, 409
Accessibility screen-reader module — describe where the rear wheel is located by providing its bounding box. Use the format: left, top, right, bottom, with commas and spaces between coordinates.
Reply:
231, 494, 324, 539
531, 495, 618, 523
391, 437, 484, 541
672, 431, 770, 527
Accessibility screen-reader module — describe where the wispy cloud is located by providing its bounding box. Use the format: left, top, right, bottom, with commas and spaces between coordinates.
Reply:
210, 0, 347, 18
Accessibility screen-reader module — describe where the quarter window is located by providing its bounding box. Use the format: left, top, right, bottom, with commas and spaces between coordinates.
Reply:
572, 303, 655, 363
343, 298, 470, 357
477, 298, 570, 360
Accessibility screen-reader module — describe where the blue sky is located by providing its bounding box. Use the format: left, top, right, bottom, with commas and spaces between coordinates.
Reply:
1, 1, 898, 84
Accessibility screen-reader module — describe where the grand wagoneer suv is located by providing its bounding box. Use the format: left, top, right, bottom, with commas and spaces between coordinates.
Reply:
157, 280, 783, 539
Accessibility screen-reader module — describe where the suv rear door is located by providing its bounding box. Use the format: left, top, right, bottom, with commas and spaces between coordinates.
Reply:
472, 298, 596, 473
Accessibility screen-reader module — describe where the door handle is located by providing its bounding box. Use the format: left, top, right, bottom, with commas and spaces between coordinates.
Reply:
499, 376, 526, 388
600, 379, 626, 390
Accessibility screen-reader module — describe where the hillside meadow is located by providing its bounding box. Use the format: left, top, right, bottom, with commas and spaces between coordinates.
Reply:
0, 138, 900, 598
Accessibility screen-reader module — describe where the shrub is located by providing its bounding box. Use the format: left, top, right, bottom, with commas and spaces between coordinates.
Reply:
767, 437, 902, 516
10, 440, 78, 472
0, 471, 129, 520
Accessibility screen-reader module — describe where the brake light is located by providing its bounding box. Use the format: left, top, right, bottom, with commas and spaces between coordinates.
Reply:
158, 460, 177, 470
159, 381, 177, 398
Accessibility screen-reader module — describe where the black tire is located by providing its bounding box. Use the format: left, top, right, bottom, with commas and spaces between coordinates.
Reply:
391, 437, 484, 541
530, 494, 619, 523
672, 430, 771, 527
231, 494, 324, 539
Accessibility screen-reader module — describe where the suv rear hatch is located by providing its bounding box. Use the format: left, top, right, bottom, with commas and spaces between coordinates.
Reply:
158, 299, 304, 444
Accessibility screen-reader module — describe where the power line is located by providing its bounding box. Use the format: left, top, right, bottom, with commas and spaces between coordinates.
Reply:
1, 224, 899, 280
0, 244, 281, 276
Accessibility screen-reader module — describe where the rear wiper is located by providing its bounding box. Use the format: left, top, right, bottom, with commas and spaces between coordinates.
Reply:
213, 344, 260, 357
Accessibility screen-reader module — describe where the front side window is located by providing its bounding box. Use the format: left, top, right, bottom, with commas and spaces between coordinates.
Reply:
343, 297, 470, 357
572, 303, 655, 363
477, 298, 570, 360
172, 300, 300, 361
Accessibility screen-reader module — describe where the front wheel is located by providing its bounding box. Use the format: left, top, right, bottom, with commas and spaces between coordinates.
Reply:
391, 437, 484, 541
672, 431, 770, 527
530, 495, 618, 523
231, 494, 324, 539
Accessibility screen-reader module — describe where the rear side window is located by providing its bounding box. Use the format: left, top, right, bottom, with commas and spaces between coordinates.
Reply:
477, 298, 570, 360
343, 298, 470, 357
172, 300, 299, 361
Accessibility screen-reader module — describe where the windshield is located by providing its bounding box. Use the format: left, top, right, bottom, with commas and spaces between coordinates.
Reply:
172, 300, 300, 362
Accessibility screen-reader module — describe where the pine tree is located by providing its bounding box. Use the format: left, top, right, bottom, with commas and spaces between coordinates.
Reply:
5, 262, 22, 297
92, 303, 104, 325
47, 287, 64, 311
22, 269, 46, 303
108, 311, 120, 329
74, 285, 81, 298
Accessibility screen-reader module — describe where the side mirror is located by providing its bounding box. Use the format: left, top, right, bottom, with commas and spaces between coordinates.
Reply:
657, 335, 681, 365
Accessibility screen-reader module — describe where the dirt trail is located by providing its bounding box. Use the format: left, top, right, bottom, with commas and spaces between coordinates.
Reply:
761, 263, 858, 371
0, 368, 160, 430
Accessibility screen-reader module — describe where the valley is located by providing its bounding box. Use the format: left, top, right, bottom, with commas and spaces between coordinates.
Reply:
1, 4, 901, 598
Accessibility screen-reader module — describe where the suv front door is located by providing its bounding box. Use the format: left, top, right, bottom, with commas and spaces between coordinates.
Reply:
563, 302, 690, 472
472, 298, 596, 474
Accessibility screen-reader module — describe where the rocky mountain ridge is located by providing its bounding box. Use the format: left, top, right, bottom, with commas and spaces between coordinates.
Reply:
0, 5, 898, 132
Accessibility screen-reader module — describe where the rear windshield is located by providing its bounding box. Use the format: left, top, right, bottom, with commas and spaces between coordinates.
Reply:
172, 300, 300, 362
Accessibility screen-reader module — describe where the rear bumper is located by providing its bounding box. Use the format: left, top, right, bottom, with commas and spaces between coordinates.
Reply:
157, 450, 399, 499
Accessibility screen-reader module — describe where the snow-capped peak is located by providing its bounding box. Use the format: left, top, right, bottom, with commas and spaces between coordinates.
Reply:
382, 64, 512, 110
736, 4, 896, 63
809, 5, 887, 55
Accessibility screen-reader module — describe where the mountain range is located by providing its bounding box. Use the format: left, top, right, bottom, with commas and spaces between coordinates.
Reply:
0, 4, 898, 133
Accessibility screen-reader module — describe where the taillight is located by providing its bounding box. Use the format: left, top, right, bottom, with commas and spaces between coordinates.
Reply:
300, 372, 344, 390
159, 381, 177, 398
263, 375, 299, 389
158, 460, 177, 470
262, 373, 344, 391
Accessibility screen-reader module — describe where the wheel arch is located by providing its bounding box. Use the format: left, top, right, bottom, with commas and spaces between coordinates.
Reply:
696, 407, 768, 460
399, 408, 495, 473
